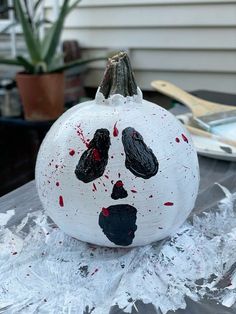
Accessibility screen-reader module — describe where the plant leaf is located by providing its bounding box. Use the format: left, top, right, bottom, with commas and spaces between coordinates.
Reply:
42, 0, 70, 65
49, 56, 107, 73
34, 0, 43, 12
67, 0, 81, 14
14, 0, 41, 63
0, 21, 18, 33
0, 58, 22, 66
16, 56, 34, 72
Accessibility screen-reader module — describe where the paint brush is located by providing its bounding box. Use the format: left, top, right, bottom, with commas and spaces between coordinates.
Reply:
151, 80, 236, 132
185, 125, 236, 148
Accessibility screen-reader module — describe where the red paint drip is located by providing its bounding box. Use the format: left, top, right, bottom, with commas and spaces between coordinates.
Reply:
113, 122, 119, 137
181, 133, 188, 143
56, 181, 60, 187
92, 148, 101, 161
59, 195, 64, 207
76, 125, 90, 148
104, 175, 109, 179
164, 202, 174, 206
131, 189, 137, 193
175, 137, 180, 143
102, 207, 109, 217
115, 180, 124, 187
69, 149, 75, 156
93, 183, 97, 191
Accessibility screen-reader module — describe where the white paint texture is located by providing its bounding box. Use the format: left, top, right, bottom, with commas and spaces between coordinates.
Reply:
35, 88, 199, 247
0, 186, 236, 313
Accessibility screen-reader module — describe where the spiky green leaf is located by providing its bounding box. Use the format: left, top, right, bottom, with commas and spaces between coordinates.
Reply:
67, 0, 81, 14
0, 58, 22, 66
49, 56, 107, 73
16, 56, 34, 72
14, 0, 41, 63
42, 0, 70, 65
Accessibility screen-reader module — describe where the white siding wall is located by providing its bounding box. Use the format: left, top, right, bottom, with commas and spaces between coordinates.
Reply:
46, 0, 236, 93
1, 0, 236, 93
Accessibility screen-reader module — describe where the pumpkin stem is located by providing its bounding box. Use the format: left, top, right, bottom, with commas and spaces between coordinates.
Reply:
99, 52, 138, 99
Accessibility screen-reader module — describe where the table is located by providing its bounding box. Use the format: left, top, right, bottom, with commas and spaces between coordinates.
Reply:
1, 155, 236, 314
1, 99, 236, 313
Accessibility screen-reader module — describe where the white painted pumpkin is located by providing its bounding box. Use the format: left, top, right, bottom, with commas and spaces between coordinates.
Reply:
36, 52, 199, 247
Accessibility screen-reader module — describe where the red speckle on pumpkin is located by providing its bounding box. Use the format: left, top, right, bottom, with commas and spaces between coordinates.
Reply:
131, 189, 137, 193
92, 148, 101, 161
76, 125, 90, 148
91, 268, 99, 276
102, 207, 109, 216
115, 181, 124, 187
175, 137, 180, 143
12, 252, 17, 255
55, 165, 59, 168
149, 195, 153, 198
104, 175, 109, 179
59, 195, 64, 207
113, 122, 119, 137
93, 183, 97, 191
182, 134, 188, 143
118, 173, 121, 178
69, 149, 75, 156
56, 182, 60, 187
164, 202, 174, 206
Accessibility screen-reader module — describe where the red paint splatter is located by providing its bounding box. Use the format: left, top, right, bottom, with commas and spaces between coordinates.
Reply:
104, 175, 109, 179
182, 134, 188, 143
69, 149, 75, 156
149, 195, 153, 198
55, 165, 59, 168
59, 195, 64, 207
92, 148, 101, 161
93, 183, 97, 191
113, 122, 119, 137
115, 181, 124, 187
91, 268, 99, 276
131, 189, 137, 193
175, 137, 180, 143
56, 182, 60, 187
76, 125, 90, 148
118, 173, 121, 178
102, 207, 109, 216
12, 252, 17, 255
164, 202, 174, 206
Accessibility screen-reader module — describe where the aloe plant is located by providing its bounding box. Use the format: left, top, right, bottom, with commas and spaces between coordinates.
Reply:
0, 0, 104, 73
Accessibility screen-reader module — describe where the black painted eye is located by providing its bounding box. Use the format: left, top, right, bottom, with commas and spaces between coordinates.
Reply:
75, 129, 110, 183
122, 127, 158, 179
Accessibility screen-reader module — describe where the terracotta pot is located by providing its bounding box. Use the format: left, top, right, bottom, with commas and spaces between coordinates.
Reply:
16, 72, 65, 121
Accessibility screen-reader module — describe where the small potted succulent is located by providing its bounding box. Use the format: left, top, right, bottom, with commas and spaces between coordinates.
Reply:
0, 0, 104, 120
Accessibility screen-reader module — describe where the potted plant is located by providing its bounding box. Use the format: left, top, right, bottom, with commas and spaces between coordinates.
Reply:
0, 0, 104, 120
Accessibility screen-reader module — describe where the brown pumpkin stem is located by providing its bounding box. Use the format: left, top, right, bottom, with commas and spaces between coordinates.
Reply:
99, 52, 138, 99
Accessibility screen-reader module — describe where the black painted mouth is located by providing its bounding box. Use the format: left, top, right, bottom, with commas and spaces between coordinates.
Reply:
99, 204, 137, 246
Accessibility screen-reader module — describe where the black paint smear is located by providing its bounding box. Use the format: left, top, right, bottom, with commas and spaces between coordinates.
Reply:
220, 146, 232, 154
111, 181, 128, 200
122, 127, 159, 179
99, 204, 137, 246
75, 129, 110, 183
